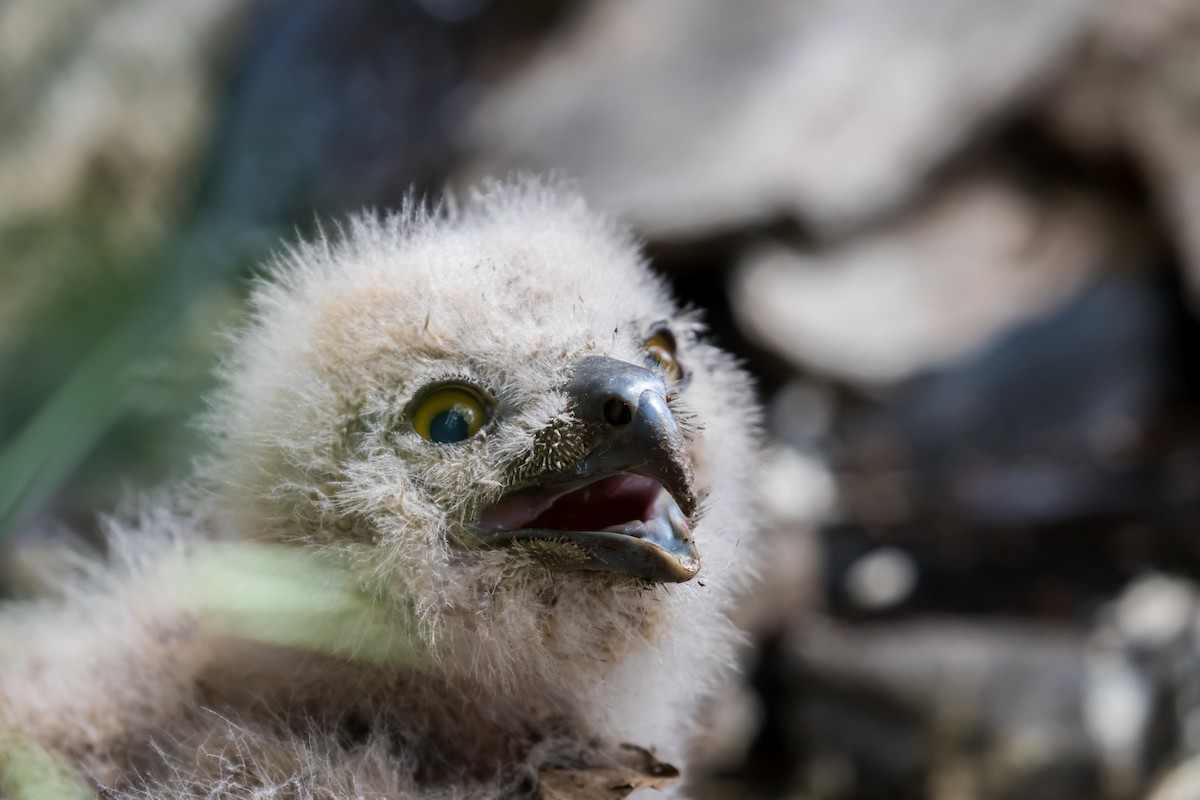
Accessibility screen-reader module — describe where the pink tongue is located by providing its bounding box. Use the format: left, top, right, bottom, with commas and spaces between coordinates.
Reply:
478, 475, 661, 532
477, 489, 558, 531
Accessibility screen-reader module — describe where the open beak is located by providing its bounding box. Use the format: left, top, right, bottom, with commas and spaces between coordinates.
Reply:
468, 356, 700, 583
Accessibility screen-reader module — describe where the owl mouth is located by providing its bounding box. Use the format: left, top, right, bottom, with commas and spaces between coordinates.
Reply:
469, 473, 700, 583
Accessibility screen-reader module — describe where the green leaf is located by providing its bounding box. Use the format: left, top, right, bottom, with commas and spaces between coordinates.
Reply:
183, 541, 427, 667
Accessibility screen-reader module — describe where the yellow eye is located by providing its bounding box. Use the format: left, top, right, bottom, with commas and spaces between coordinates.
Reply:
412, 386, 488, 444
643, 328, 684, 383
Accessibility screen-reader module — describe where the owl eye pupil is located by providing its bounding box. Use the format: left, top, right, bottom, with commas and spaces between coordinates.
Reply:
411, 384, 488, 443
429, 408, 471, 443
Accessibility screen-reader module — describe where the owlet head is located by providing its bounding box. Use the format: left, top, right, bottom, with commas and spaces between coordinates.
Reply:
203, 179, 758, 624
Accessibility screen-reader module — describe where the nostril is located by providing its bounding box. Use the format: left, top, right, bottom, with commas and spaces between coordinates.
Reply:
602, 397, 634, 426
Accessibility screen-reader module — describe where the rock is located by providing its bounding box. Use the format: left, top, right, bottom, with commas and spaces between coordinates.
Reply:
1045, 0, 1200, 302
785, 619, 1102, 800
730, 178, 1116, 385
1087, 572, 1200, 796
843, 546, 919, 613
818, 273, 1200, 620
467, 0, 1106, 240
1148, 756, 1200, 800
1109, 574, 1197, 649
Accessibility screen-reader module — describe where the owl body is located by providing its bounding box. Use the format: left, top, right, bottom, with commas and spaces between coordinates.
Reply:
0, 180, 760, 798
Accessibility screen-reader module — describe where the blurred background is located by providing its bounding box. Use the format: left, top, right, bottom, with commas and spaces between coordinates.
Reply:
3, 0, 1200, 798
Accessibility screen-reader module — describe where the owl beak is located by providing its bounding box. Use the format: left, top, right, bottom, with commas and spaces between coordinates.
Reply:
469, 356, 701, 583
562, 356, 696, 516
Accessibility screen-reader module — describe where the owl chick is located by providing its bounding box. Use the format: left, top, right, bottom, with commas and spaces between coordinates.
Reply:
0, 178, 760, 798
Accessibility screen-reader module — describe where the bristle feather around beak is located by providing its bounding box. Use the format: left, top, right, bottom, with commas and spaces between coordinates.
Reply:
461, 356, 701, 582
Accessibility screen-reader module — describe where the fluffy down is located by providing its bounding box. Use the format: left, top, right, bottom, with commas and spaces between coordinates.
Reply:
0, 178, 761, 799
